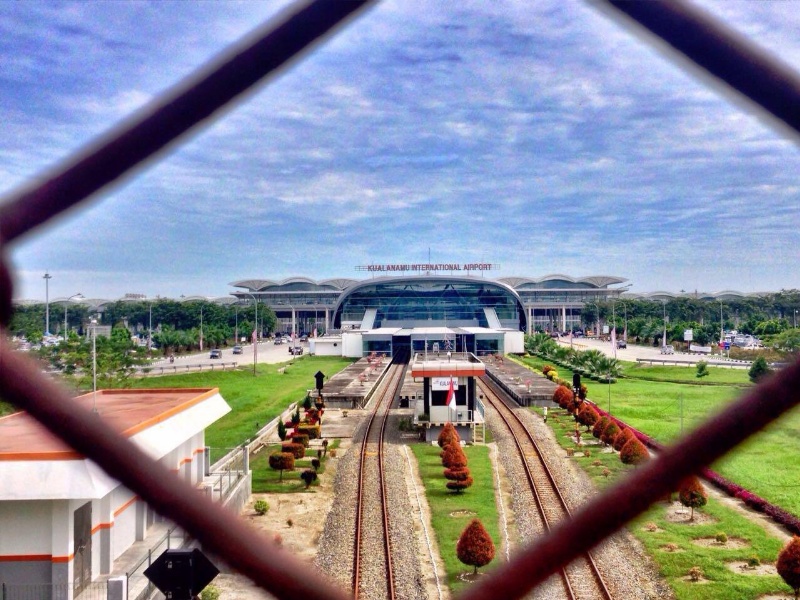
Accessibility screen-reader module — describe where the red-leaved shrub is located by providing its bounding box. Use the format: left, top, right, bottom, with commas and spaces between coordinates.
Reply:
619, 438, 649, 465
601, 421, 620, 446
281, 442, 305, 459
777, 536, 800, 598
613, 427, 635, 452
456, 519, 495, 574
678, 476, 708, 521
592, 416, 610, 439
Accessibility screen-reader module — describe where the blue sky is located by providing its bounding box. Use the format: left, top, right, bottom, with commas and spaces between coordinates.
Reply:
3, 0, 800, 301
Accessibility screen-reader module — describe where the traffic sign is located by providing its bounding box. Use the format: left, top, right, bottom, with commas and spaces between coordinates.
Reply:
144, 548, 219, 600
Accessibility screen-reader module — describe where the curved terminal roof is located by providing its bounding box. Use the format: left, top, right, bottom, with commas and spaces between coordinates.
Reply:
229, 277, 359, 292
497, 274, 627, 289
331, 275, 529, 331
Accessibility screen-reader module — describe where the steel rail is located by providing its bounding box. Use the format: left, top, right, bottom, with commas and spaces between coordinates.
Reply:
0, 0, 375, 245
479, 377, 612, 600
352, 357, 405, 599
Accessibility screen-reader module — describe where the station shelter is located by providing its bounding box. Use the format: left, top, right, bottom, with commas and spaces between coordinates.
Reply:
0, 388, 230, 599
410, 352, 486, 443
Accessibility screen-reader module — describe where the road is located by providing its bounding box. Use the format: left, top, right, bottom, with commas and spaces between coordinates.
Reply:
555, 336, 748, 368
150, 339, 309, 368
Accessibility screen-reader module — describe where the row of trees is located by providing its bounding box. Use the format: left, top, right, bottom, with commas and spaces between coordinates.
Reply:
529, 334, 622, 382
573, 293, 800, 349
10, 299, 278, 353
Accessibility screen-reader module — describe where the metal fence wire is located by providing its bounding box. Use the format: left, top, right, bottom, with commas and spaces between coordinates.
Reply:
1, 1, 800, 599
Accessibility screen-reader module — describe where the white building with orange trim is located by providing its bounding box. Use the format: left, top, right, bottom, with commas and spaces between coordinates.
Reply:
0, 388, 230, 596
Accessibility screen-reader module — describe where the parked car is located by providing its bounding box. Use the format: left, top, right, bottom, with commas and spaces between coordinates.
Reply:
209, 349, 222, 359
660, 344, 675, 355
232, 345, 243, 355
299, 335, 309, 342
289, 346, 304, 355
616, 339, 627, 349
274, 337, 284, 345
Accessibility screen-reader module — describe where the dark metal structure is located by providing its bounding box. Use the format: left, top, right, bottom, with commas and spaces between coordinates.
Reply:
2, 1, 800, 599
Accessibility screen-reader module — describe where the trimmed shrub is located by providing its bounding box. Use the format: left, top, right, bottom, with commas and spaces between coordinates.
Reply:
613, 427, 635, 452
441, 444, 467, 470
438, 422, 460, 448
291, 434, 310, 448
749, 356, 772, 383
678, 476, 708, 521
456, 519, 495, 574
777, 536, 800, 598
300, 469, 318, 489
553, 385, 573, 409
577, 404, 600, 430
297, 423, 321, 440
311, 458, 321, 471
444, 466, 473, 493
715, 532, 728, 544
277, 421, 287, 441
281, 442, 305, 459
542, 364, 553, 375
620, 438, 649, 465
687, 566, 703, 582
268, 452, 295, 482
592, 416, 610, 439
600, 421, 620, 446
253, 500, 269, 515
200, 585, 220, 600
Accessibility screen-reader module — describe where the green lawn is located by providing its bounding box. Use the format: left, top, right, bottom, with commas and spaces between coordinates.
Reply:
128, 356, 355, 461
410, 443, 501, 594
517, 355, 800, 519
545, 406, 791, 600
250, 440, 339, 493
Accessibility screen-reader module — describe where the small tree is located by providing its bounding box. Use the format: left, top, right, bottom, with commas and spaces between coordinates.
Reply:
620, 438, 649, 465
600, 421, 620, 446
592, 416, 610, 439
268, 452, 295, 482
441, 443, 467, 470
613, 427, 635, 452
291, 408, 301, 426
457, 519, 495, 575
444, 467, 473, 493
303, 394, 313, 411
322, 438, 329, 457
553, 385, 572, 409
777, 536, 800, 600
695, 361, 709, 378
438, 422, 460, 448
277, 421, 287, 441
678, 476, 708, 521
749, 356, 772, 383
281, 442, 305, 459
300, 469, 318, 489
578, 404, 600, 431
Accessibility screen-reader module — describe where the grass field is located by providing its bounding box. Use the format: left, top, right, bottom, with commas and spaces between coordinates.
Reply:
518, 355, 800, 519
410, 443, 501, 594
544, 407, 790, 599
250, 440, 339, 493
125, 356, 355, 461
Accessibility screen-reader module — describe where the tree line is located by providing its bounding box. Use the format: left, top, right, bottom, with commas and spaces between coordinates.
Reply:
9, 299, 278, 353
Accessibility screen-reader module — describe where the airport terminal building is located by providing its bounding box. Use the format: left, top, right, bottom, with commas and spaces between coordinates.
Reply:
229, 265, 629, 358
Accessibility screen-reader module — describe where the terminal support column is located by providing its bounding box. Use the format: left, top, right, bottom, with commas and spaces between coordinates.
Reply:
562, 306, 566, 331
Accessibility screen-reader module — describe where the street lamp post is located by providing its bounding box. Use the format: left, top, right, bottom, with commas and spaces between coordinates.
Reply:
720, 301, 724, 343
662, 300, 667, 347
234, 306, 239, 343
795, 309, 798, 329
91, 318, 98, 413
244, 293, 258, 376
43, 272, 52, 336
64, 293, 83, 341
148, 301, 153, 352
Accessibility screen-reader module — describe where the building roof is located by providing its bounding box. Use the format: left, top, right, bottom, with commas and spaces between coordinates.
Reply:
0, 388, 230, 500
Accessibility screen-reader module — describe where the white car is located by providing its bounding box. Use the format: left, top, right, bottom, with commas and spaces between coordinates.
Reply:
661, 345, 675, 355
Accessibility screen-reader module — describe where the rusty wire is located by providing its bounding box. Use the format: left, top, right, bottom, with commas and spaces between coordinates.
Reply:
2, 1, 800, 599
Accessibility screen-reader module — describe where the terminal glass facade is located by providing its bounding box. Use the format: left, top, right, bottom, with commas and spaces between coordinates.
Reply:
333, 278, 526, 330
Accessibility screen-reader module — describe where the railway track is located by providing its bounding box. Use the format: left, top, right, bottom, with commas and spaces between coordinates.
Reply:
478, 377, 613, 600
352, 353, 408, 600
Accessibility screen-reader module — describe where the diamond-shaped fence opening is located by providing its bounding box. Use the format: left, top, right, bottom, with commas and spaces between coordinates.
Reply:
1, 2, 800, 599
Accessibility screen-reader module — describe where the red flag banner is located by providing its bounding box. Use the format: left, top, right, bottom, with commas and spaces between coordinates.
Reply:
447, 376, 456, 410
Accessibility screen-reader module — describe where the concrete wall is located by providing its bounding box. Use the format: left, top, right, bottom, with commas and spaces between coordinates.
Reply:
504, 331, 525, 353
341, 332, 364, 357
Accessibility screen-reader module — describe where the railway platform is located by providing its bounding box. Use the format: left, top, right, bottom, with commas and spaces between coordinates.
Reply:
482, 354, 557, 406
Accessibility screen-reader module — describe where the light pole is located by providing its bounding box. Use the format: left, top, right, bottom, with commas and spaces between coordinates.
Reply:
64, 293, 83, 341
795, 309, 798, 329
719, 300, 724, 343
148, 301, 153, 352
199, 304, 204, 352
91, 318, 98, 413
244, 293, 258, 376
43, 272, 52, 336
662, 300, 667, 347
234, 305, 239, 343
